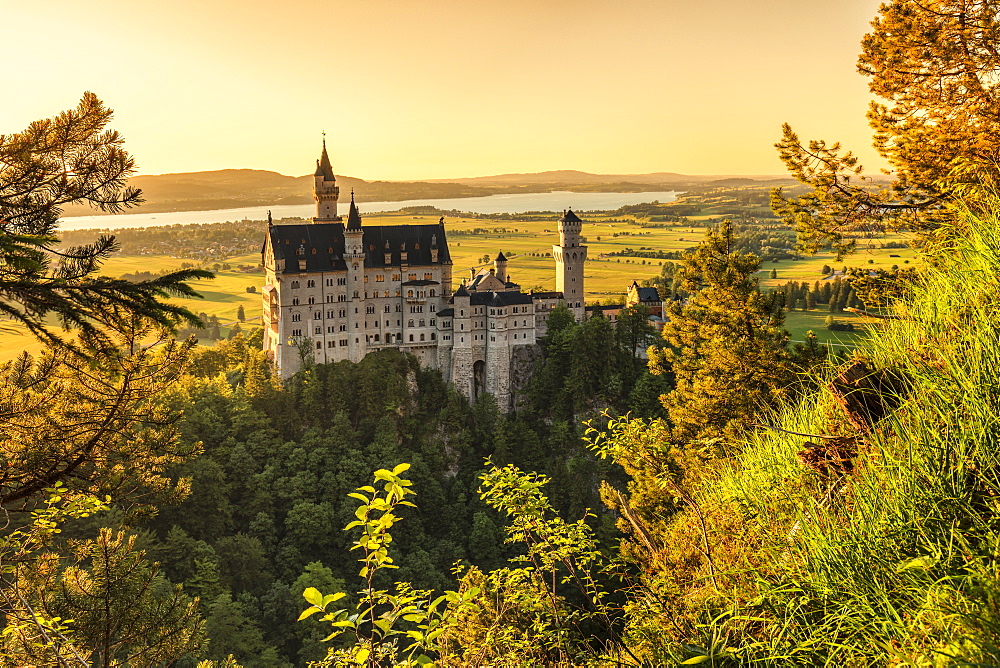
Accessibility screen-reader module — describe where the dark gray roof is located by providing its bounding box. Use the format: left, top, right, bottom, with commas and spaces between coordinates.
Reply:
346, 192, 363, 231
315, 140, 335, 180
561, 209, 582, 223
437, 308, 454, 317
470, 291, 533, 307
454, 284, 470, 297
495, 251, 507, 261
402, 279, 440, 286
530, 291, 563, 300
267, 221, 451, 274
635, 287, 661, 301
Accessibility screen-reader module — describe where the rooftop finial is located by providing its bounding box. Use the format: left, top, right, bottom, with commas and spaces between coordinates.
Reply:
315, 134, 334, 180
267, 210, 273, 226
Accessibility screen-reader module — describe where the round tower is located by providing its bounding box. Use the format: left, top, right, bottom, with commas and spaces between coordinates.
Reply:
344, 191, 365, 362
494, 251, 508, 283
552, 209, 587, 320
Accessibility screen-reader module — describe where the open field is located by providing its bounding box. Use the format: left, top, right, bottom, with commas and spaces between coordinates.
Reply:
0, 209, 913, 361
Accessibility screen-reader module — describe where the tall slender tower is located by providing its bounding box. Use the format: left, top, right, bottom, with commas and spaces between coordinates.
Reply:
313, 137, 341, 222
344, 191, 366, 362
553, 209, 587, 320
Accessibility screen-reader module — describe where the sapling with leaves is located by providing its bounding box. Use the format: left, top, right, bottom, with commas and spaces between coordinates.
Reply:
299, 463, 479, 667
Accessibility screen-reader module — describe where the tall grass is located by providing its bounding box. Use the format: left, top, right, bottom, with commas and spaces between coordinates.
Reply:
665, 204, 1000, 664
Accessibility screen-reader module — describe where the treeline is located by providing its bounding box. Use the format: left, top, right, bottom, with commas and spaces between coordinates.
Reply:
775, 277, 863, 311
59, 219, 281, 261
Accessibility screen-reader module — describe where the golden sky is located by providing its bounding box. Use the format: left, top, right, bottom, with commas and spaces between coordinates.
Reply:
7, 0, 887, 180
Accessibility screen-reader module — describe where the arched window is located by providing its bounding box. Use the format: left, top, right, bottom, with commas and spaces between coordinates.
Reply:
430, 289, 436, 297
407, 290, 414, 297
291, 281, 300, 289
374, 334, 380, 342
409, 334, 414, 342
420, 333, 425, 341
431, 332, 436, 340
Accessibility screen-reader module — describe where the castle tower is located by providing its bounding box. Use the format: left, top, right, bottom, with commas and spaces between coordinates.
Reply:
553, 209, 587, 320
313, 137, 341, 223
344, 192, 365, 362
494, 251, 508, 283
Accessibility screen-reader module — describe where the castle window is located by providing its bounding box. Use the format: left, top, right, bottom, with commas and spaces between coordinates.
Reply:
338, 294, 347, 302
364, 276, 369, 282
385, 320, 390, 327
327, 295, 334, 303
316, 341, 321, 348
314, 312, 322, 320
383, 291, 390, 297
407, 290, 414, 298
376, 274, 384, 282
285, 239, 290, 244
424, 273, 432, 280
339, 309, 346, 317
430, 289, 436, 297
338, 278, 347, 286
409, 334, 414, 342
414, 243, 420, 250
374, 334, 380, 342
340, 325, 347, 331
308, 297, 315, 304
514, 334, 517, 339
340, 339, 347, 346
420, 333, 425, 341
292, 298, 300, 306
369, 244, 375, 251
366, 306, 375, 314
291, 313, 301, 322
408, 274, 416, 281
327, 340, 335, 347
408, 320, 414, 327
430, 319, 436, 326
384, 305, 390, 313
460, 323, 464, 330
396, 304, 402, 312
460, 310, 464, 316
307, 280, 315, 288
419, 319, 425, 327
312, 248, 317, 255
431, 333, 436, 340
392, 274, 401, 281
328, 247, 334, 254
291, 281, 300, 289
314, 326, 321, 334
354, 291, 359, 298
291, 329, 302, 337
328, 326, 335, 333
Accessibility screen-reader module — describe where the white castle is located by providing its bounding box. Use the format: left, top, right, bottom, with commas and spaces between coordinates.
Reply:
261, 141, 588, 408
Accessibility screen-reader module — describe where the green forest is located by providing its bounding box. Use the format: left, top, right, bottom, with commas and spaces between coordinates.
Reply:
7, 1, 1000, 666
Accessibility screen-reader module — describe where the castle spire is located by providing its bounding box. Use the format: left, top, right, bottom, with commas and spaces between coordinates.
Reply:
314, 134, 335, 180
346, 189, 362, 231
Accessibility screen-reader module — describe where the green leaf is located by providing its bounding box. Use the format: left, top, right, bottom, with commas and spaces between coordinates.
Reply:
392, 462, 411, 475
354, 648, 370, 664
347, 492, 369, 502
303, 587, 323, 607
680, 657, 710, 665
322, 592, 347, 605
374, 469, 393, 481
297, 606, 322, 621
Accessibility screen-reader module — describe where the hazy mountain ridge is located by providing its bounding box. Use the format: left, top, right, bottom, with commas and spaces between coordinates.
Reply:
61, 168, 802, 217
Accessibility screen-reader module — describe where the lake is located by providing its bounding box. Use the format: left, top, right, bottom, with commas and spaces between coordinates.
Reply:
60, 190, 681, 231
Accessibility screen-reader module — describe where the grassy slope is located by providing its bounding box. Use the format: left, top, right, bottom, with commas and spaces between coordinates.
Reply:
650, 206, 1000, 663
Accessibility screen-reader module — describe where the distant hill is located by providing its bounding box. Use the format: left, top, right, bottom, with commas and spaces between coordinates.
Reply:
60, 167, 811, 217
421, 170, 789, 185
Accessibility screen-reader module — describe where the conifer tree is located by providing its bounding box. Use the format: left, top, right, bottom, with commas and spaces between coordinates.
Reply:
771, 1, 1000, 254
648, 221, 792, 443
